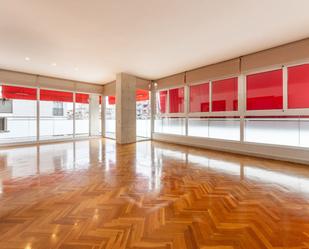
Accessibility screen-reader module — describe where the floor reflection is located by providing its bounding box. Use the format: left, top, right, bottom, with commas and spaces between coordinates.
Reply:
0, 139, 308, 195
0, 138, 308, 248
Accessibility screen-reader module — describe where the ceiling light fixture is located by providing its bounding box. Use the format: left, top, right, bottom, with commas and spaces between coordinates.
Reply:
25, 57, 30, 61
74, 67, 79, 71
51, 62, 57, 66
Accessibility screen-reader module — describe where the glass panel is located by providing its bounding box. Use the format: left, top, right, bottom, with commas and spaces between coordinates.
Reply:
105, 96, 116, 139
169, 87, 184, 113
189, 83, 209, 112
244, 117, 299, 146
157, 90, 167, 114
154, 118, 185, 135
288, 64, 309, 109
75, 93, 89, 136
188, 118, 209, 137
246, 69, 283, 110
136, 89, 151, 138
39, 89, 73, 140
212, 78, 238, 112
209, 118, 240, 141
154, 118, 163, 133
0, 85, 37, 143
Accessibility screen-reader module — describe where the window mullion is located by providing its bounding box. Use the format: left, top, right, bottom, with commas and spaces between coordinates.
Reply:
283, 65, 288, 111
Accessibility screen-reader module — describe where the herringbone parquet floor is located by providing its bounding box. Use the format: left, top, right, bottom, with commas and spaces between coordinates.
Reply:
0, 138, 308, 249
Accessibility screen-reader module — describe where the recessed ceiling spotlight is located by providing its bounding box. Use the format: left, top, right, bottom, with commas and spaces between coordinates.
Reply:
25, 57, 30, 61
51, 62, 57, 66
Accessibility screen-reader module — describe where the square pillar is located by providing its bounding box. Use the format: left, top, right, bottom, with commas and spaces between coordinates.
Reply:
89, 94, 100, 136
116, 73, 136, 144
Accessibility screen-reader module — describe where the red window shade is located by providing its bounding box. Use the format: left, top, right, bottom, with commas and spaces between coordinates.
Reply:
288, 64, 309, 109
99, 96, 102, 105
136, 89, 149, 101
108, 96, 115, 105
1, 85, 37, 100
169, 87, 184, 113
40, 89, 73, 102
76, 93, 89, 104
212, 77, 238, 112
158, 90, 167, 113
190, 83, 209, 112
246, 69, 283, 110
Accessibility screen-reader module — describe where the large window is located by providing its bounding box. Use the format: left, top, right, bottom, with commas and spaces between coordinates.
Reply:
212, 78, 238, 112
169, 87, 184, 113
288, 64, 309, 109
40, 89, 73, 140
190, 83, 209, 112
0, 85, 37, 143
75, 93, 89, 136
246, 69, 283, 110
105, 96, 116, 139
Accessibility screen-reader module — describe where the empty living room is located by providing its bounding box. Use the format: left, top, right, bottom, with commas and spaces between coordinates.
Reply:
0, 0, 309, 248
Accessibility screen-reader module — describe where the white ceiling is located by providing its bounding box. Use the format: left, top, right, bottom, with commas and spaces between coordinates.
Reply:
1, 0, 309, 85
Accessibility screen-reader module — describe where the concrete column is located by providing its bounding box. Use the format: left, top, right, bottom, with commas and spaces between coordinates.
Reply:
150, 81, 156, 139
116, 73, 136, 144
101, 96, 106, 136
90, 94, 100, 136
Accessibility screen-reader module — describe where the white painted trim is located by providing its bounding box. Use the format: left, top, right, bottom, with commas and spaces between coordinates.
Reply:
36, 86, 40, 142
209, 80, 212, 112
184, 84, 189, 136
0, 136, 102, 148
283, 65, 288, 111
73, 92, 76, 138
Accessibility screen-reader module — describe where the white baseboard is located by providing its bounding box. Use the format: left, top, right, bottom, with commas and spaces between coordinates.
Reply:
152, 133, 309, 165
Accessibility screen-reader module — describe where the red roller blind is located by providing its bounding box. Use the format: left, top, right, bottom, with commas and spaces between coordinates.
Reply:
136, 89, 149, 101
107, 90, 148, 105
40, 89, 73, 102
288, 64, 309, 109
246, 69, 283, 110
1, 85, 37, 100
190, 83, 209, 112
212, 77, 238, 112
108, 96, 115, 105
169, 87, 184, 113
76, 93, 89, 104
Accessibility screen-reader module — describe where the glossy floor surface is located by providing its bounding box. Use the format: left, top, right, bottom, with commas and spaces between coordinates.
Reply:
0, 139, 308, 249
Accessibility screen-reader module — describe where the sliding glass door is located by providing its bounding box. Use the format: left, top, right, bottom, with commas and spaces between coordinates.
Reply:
39, 89, 74, 140
105, 96, 116, 139
0, 85, 37, 143
75, 93, 89, 137
136, 89, 151, 139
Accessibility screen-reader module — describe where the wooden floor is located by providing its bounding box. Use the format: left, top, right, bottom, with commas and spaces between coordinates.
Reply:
0, 139, 308, 249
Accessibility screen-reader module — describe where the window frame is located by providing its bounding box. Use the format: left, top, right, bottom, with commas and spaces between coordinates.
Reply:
0, 82, 104, 145
244, 63, 309, 116
155, 85, 186, 118
285, 60, 309, 112
187, 74, 241, 118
